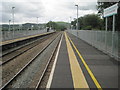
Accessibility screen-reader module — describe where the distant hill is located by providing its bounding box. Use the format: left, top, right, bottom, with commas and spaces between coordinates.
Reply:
56, 21, 70, 26
46, 21, 70, 31
55, 22, 70, 30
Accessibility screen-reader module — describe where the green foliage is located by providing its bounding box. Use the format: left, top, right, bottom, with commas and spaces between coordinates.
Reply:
71, 14, 104, 30
46, 21, 69, 31
82, 26, 92, 30
83, 14, 102, 29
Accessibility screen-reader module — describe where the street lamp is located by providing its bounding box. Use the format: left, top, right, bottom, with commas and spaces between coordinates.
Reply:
12, 7, 15, 38
75, 5, 78, 30
9, 20, 11, 31
70, 17, 72, 30
31, 25, 34, 30
19, 24, 22, 31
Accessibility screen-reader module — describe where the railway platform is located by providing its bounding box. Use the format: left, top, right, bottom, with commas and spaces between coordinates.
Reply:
0, 32, 54, 46
46, 32, 119, 89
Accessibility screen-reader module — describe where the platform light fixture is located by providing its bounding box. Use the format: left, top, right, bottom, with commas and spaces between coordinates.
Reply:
12, 7, 15, 38
75, 4, 78, 30
9, 20, 11, 31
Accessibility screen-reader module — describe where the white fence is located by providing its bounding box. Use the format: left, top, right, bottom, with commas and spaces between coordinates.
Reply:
67, 30, 119, 61
2, 29, 54, 41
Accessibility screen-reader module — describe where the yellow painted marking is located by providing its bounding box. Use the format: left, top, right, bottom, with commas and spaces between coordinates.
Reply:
66, 33, 102, 90
0, 32, 53, 45
64, 32, 89, 89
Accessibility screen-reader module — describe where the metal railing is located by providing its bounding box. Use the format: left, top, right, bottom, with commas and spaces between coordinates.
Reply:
67, 30, 119, 61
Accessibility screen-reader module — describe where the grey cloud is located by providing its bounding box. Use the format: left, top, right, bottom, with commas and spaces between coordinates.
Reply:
60, 1, 97, 11
77, 2, 97, 11
2, 13, 11, 23
1, 0, 98, 24
79, 4, 97, 11
1, 1, 44, 23
98, 0, 120, 2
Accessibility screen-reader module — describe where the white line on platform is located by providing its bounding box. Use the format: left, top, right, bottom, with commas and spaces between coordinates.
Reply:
46, 34, 63, 89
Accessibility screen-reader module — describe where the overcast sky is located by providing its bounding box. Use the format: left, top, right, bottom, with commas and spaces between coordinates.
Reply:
1, 0, 98, 24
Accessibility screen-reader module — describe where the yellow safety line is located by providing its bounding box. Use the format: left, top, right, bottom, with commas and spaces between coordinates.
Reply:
64, 32, 89, 89
66, 32, 102, 90
0, 32, 53, 45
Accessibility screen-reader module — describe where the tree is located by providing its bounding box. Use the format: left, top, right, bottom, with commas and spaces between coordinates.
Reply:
83, 14, 103, 30
71, 19, 77, 29
71, 14, 104, 30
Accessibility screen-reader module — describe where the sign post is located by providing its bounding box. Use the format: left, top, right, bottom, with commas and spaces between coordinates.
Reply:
105, 17, 107, 51
103, 3, 118, 55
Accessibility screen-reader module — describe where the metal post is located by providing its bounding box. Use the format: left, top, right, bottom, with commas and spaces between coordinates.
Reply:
12, 7, 15, 38
75, 5, 78, 30
112, 15, 115, 55
70, 17, 72, 30
21, 24, 22, 31
20, 24, 22, 36
31, 25, 32, 31
105, 17, 108, 52
9, 20, 11, 31
105, 17, 108, 31
75, 5, 79, 37
113, 15, 115, 33
19, 25, 20, 31
37, 17, 39, 30
77, 6, 78, 30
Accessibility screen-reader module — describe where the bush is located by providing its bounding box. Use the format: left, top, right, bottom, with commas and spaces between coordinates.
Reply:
83, 26, 92, 30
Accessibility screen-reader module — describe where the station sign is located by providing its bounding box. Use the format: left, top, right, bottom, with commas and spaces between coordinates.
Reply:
104, 3, 118, 17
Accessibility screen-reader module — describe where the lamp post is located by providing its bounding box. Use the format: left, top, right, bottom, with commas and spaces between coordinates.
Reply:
12, 7, 15, 38
9, 20, 11, 31
37, 17, 39, 30
75, 5, 78, 30
70, 17, 72, 30
31, 25, 34, 30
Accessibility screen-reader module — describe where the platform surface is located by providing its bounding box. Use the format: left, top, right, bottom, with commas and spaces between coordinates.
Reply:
0, 32, 54, 46
47, 32, 119, 89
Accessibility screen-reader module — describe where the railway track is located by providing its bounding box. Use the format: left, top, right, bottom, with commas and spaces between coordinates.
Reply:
1, 32, 62, 89
0, 33, 56, 65
35, 34, 63, 89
